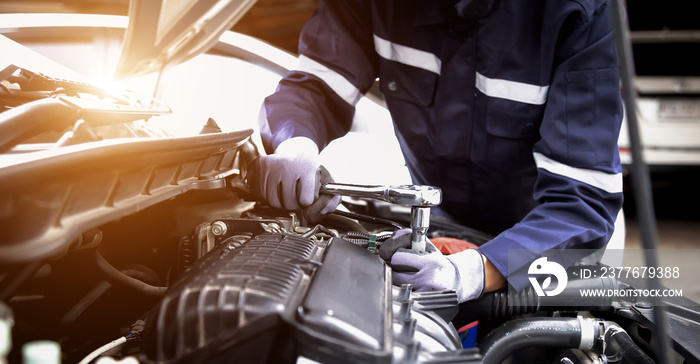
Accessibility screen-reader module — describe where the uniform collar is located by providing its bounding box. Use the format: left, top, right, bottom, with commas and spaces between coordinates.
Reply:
413, 0, 495, 26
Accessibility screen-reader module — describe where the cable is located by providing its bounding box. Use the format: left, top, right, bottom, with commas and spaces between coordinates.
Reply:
93, 251, 166, 297
340, 231, 394, 248
0, 261, 44, 301
300, 225, 339, 239
342, 238, 370, 247
78, 336, 127, 364
60, 281, 112, 325
609, 2, 672, 363
331, 210, 404, 230
317, 213, 369, 234
61, 267, 163, 324
342, 231, 393, 241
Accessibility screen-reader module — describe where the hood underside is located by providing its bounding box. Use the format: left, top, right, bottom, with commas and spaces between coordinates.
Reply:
114, 0, 257, 78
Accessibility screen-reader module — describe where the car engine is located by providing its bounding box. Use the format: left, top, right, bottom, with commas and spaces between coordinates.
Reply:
0, 116, 684, 364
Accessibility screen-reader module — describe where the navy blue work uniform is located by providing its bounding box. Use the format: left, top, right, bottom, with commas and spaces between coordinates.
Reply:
260, 0, 624, 291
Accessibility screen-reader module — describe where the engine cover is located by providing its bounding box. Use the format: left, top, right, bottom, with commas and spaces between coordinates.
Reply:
143, 233, 477, 363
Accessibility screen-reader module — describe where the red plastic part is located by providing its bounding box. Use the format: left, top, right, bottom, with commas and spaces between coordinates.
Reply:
429, 237, 479, 255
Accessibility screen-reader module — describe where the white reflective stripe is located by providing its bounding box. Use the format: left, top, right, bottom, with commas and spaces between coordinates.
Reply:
533, 152, 623, 194
296, 55, 362, 106
476, 72, 549, 105
373, 34, 441, 74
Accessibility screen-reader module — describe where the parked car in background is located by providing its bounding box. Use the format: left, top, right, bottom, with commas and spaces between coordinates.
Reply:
618, 1, 700, 169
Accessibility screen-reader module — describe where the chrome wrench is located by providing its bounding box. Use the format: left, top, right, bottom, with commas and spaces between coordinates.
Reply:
320, 183, 442, 252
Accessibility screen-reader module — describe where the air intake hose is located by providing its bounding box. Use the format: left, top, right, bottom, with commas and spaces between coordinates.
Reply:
479, 317, 601, 364
454, 275, 621, 327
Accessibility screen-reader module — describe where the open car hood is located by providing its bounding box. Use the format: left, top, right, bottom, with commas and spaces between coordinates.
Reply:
114, 0, 257, 78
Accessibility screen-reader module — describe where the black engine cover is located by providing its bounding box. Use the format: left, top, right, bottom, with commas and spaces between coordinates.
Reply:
143, 233, 471, 364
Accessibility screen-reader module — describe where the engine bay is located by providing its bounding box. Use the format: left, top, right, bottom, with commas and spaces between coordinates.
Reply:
3, 138, 697, 363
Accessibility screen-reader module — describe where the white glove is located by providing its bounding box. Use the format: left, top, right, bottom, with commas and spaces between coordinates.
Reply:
247, 137, 340, 220
391, 248, 486, 303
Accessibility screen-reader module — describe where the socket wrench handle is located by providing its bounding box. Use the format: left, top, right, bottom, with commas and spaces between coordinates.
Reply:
320, 182, 442, 253
320, 183, 442, 207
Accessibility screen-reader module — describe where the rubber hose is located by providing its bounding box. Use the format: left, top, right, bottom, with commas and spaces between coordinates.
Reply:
453, 287, 539, 328
605, 325, 655, 364
94, 251, 166, 297
479, 317, 585, 364
455, 276, 620, 327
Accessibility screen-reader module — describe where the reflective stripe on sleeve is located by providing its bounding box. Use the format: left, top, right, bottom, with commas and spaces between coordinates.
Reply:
296, 55, 363, 106
476, 72, 549, 105
533, 152, 623, 194
373, 34, 441, 75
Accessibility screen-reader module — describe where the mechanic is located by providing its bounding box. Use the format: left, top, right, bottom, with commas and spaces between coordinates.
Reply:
248, 0, 624, 303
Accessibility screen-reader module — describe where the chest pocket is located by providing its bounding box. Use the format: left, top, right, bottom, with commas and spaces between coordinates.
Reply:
378, 60, 438, 107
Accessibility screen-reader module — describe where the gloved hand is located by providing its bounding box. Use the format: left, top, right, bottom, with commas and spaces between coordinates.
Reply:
379, 228, 420, 261
381, 229, 485, 303
246, 139, 341, 221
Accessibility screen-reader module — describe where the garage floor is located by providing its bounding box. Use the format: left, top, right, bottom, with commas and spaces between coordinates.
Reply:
624, 219, 700, 303
623, 170, 700, 303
